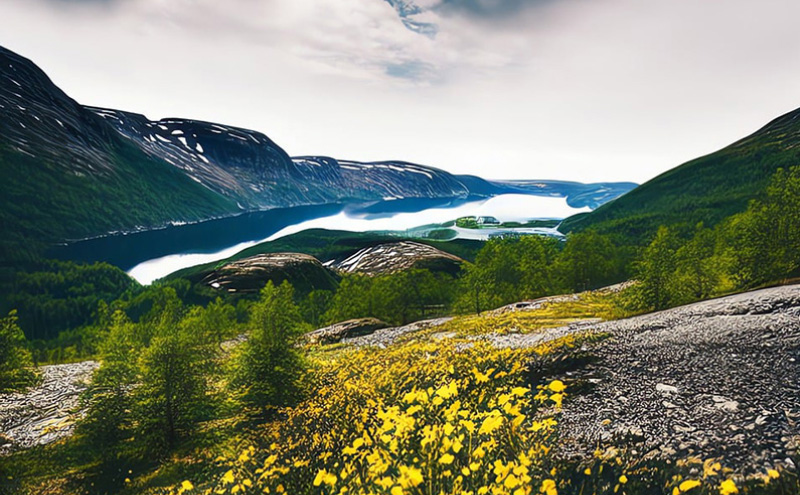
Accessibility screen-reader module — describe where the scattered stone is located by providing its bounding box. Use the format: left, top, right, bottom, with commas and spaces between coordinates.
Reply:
715, 400, 739, 412
656, 383, 679, 394
0, 361, 98, 454
557, 284, 800, 473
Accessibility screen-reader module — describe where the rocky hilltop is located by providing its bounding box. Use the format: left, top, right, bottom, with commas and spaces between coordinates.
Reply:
557, 285, 800, 472
334, 284, 800, 472
328, 241, 464, 275
201, 253, 338, 294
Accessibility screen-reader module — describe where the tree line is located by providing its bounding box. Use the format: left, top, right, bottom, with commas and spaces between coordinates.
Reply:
3, 166, 799, 393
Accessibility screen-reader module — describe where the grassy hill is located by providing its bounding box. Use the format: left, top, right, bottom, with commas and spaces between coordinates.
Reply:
560, 107, 800, 243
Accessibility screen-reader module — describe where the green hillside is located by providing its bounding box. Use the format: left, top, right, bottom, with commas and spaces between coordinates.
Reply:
0, 141, 237, 266
561, 107, 800, 243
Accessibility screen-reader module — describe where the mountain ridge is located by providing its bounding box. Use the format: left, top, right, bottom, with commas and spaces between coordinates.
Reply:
0, 44, 635, 261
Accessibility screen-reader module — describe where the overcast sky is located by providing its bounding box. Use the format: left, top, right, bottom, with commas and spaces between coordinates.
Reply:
2, 0, 800, 183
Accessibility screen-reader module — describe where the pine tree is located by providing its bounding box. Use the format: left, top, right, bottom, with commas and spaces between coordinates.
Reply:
0, 310, 38, 392
231, 281, 307, 415
635, 227, 679, 310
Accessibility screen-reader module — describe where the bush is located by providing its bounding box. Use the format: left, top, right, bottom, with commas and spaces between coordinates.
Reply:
0, 310, 38, 392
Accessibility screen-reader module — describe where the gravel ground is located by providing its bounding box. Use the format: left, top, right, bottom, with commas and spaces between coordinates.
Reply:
0, 361, 98, 454
343, 317, 454, 347
553, 285, 800, 473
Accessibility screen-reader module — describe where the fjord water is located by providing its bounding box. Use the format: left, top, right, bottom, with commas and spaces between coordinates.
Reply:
52, 194, 589, 285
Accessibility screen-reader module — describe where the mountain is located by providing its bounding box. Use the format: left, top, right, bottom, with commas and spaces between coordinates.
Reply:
0, 46, 237, 262
87, 107, 637, 211
561, 107, 800, 242
0, 44, 635, 263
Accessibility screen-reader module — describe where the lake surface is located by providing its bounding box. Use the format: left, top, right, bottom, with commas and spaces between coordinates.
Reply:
51, 194, 589, 285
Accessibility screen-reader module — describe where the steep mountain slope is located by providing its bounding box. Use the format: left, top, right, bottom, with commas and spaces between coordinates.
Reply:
560, 107, 800, 241
0, 46, 238, 262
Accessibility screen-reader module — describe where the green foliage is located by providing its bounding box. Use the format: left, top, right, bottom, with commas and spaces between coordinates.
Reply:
554, 231, 626, 292
134, 331, 212, 454
3, 260, 137, 341
626, 167, 800, 311
322, 269, 457, 325
455, 236, 563, 314
300, 289, 334, 328
455, 217, 479, 229
0, 310, 38, 392
79, 287, 238, 458
670, 224, 727, 305
230, 281, 308, 413
633, 226, 680, 310
79, 310, 139, 446
724, 166, 800, 286
562, 108, 800, 244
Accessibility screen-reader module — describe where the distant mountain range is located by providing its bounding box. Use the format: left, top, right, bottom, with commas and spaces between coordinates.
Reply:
0, 45, 635, 261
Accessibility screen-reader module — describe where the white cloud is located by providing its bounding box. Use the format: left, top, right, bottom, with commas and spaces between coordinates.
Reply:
2, 0, 800, 184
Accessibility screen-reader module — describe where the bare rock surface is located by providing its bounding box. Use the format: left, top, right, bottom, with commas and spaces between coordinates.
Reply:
328, 241, 463, 276
552, 285, 800, 472
0, 361, 98, 454
344, 317, 454, 347
202, 252, 338, 293
305, 317, 389, 344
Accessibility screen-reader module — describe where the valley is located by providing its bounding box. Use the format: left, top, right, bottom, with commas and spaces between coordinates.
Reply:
2, 39, 800, 495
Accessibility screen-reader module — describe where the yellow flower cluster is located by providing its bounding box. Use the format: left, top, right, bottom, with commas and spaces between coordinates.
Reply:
188, 336, 578, 495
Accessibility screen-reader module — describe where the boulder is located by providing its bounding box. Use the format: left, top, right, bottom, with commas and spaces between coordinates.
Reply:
305, 318, 389, 344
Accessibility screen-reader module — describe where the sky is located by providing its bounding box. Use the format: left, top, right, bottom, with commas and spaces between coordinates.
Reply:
2, 0, 800, 184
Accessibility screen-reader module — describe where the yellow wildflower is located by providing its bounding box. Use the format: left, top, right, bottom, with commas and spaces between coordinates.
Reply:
678, 479, 701, 492
398, 465, 424, 488
221, 470, 235, 485
313, 469, 337, 487
718, 479, 738, 495
540, 478, 557, 495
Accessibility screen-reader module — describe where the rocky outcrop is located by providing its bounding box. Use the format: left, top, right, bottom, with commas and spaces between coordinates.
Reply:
202, 252, 338, 294
0, 361, 98, 454
328, 241, 464, 276
342, 317, 455, 348
305, 318, 389, 344
550, 285, 800, 473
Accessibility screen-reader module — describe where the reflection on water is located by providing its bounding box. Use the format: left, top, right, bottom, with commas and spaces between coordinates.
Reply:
52, 195, 589, 285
